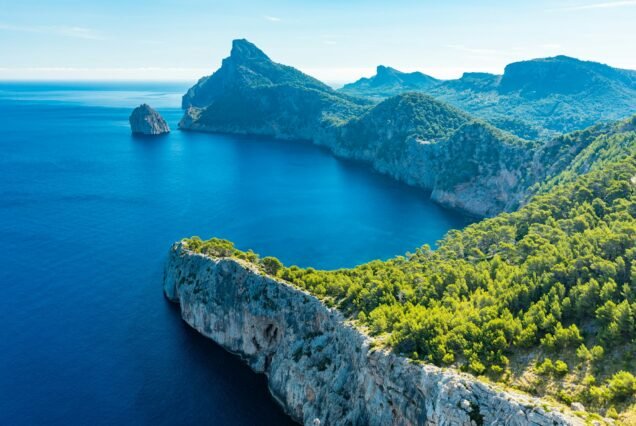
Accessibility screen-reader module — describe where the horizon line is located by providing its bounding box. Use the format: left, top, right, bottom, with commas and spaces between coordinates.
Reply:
1, 52, 634, 86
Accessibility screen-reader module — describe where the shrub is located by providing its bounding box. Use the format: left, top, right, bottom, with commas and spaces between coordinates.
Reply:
554, 360, 569, 376
536, 358, 554, 376
576, 344, 591, 361
606, 407, 619, 419
261, 256, 283, 276
590, 345, 605, 362
607, 371, 636, 402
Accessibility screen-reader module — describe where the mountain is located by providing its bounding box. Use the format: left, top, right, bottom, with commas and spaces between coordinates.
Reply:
180, 40, 636, 217
340, 65, 439, 98
180, 41, 537, 216
431, 56, 636, 140
340, 55, 636, 140
180, 39, 372, 140
498, 55, 636, 95
182, 39, 335, 109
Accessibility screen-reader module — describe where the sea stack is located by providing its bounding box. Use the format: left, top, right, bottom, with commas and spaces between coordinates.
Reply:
129, 104, 170, 135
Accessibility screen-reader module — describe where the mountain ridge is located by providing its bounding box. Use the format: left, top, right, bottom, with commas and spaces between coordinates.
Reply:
340, 55, 636, 140
340, 65, 439, 98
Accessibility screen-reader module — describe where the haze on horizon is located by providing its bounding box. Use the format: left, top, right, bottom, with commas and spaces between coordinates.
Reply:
1, 0, 635, 85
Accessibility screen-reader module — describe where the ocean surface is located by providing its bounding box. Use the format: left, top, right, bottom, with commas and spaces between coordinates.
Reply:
0, 82, 470, 425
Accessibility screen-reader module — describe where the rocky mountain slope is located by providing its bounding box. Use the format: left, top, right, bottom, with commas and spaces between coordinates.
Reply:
164, 243, 584, 426
180, 39, 371, 141
327, 93, 536, 216
340, 65, 439, 99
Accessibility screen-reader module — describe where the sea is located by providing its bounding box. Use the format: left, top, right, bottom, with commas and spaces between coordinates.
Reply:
0, 82, 470, 425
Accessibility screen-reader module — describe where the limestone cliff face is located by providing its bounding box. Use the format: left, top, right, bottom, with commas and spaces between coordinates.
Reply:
164, 244, 583, 426
320, 112, 533, 218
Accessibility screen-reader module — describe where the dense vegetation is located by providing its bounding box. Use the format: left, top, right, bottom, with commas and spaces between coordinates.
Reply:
185, 155, 636, 419
336, 92, 472, 159
530, 116, 636, 196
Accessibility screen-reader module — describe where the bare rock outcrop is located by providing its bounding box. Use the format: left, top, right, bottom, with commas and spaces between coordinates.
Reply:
129, 104, 170, 135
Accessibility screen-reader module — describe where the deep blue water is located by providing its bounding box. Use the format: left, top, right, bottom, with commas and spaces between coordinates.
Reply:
0, 82, 470, 425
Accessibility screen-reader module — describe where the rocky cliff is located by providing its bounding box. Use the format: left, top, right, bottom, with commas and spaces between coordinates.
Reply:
164, 243, 584, 426
129, 104, 170, 135
322, 94, 535, 216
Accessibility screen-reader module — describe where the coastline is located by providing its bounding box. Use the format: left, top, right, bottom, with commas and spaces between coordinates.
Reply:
163, 242, 585, 426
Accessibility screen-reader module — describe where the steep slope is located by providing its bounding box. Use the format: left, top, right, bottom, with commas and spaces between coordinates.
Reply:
182, 39, 333, 109
180, 39, 371, 140
165, 243, 584, 426
326, 93, 535, 216
513, 115, 636, 208
340, 65, 439, 98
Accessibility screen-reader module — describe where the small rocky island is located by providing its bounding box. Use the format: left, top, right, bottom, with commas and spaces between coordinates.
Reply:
129, 104, 170, 135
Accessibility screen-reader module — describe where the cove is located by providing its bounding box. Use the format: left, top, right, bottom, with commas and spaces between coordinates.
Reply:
0, 82, 471, 425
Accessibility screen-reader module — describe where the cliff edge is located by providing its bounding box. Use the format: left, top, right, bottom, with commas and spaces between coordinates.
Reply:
163, 243, 584, 426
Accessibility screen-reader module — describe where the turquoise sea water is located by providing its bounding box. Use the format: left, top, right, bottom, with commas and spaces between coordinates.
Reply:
0, 82, 470, 425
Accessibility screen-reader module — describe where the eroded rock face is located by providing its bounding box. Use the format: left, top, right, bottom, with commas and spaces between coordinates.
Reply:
163, 244, 584, 426
129, 104, 170, 135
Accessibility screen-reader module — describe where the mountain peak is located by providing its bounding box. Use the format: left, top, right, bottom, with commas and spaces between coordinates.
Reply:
500, 55, 631, 95
230, 39, 270, 62
376, 65, 397, 74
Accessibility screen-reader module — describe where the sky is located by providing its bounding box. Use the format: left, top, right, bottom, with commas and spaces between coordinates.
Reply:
1, 0, 635, 85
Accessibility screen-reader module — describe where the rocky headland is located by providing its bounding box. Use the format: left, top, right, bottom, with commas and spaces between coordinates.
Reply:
164, 243, 585, 426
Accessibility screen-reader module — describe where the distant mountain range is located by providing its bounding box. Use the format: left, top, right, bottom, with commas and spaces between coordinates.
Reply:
180, 39, 636, 217
340, 55, 636, 140
340, 66, 439, 99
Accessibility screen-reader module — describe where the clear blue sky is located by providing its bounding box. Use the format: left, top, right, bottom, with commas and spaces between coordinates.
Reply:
1, 0, 635, 84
